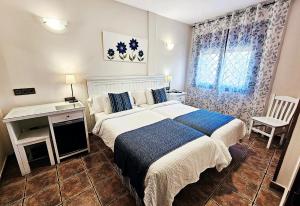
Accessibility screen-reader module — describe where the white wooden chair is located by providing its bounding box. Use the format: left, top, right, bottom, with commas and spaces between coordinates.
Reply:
249, 94, 299, 149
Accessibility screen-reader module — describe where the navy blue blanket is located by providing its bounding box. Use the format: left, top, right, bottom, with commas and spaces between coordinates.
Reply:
114, 119, 204, 199
174, 110, 235, 136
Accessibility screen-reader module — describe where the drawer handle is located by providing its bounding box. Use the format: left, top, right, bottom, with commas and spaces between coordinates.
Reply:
66, 115, 70, 118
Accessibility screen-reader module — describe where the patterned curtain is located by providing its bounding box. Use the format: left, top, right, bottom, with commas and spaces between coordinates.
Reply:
186, 0, 291, 125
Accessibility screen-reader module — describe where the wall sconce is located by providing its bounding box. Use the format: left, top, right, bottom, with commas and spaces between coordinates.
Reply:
41, 17, 68, 33
164, 41, 175, 51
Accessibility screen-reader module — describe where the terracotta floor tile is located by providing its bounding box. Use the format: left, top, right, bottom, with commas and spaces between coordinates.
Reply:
26, 169, 57, 196
109, 193, 136, 206
83, 152, 108, 169
261, 175, 273, 189
24, 184, 61, 206
255, 188, 281, 206
2, 134, 284, 206
243, 155, 268, 172
9, 199, 24, 206
233, 163, 264, 185
0, 180, 25, 205
90, 143, 100, 154
27, 165, 56, 178
0, 156, 24, 187
89, 135, 100, 145
88, 162, 115, 184
64, 188, 100, 206
205, 199, 219, 206
94, 174, 127, 205
58, 159, 84, 180
213, 184, 252, 206
60, 172, 91, 201
225, 173, 258, 201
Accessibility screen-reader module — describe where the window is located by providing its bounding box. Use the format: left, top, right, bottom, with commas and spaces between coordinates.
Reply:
196, 49, 220, 88
219, 45, 252, 92
196, 43, 253, 93
195, 23, 267, 93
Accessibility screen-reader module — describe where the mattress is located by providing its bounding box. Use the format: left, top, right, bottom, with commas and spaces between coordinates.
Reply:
92, 107, 231, 206
140, 101, 247, 148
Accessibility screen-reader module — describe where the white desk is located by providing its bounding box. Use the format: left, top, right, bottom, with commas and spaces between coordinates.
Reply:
3, 101, 90, 175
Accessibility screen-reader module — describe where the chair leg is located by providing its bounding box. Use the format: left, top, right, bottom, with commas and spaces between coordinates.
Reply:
248, 119, 254, 139
266, 127, 276, 149
280, 134, 285, 146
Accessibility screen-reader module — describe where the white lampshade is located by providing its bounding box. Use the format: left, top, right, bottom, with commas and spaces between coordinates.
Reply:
65, 74, 76, 84
165, 75, 173, 82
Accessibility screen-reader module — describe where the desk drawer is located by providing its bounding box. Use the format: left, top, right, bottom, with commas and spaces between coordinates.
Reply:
50, 111, 83, 123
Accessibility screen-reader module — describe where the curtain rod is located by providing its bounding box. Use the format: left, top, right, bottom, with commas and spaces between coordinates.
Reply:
192, 0, 278, 27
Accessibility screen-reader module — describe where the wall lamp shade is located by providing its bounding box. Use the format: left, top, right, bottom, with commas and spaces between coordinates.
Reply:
41, 17, 68, 33
65, 74, 76, 84
165, 41, 175, 51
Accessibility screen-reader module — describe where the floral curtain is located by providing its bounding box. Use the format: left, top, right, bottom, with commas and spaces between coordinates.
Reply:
186, 0, 291, 125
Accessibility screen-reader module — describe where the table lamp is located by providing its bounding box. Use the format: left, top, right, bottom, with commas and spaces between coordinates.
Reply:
65, 74, 78, 103
165, 75, 173, 91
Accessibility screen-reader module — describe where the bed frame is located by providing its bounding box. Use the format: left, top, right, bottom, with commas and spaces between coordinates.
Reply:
86, 75, 165, 98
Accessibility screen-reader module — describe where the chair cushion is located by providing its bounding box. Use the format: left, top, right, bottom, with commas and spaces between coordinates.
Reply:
252, 117, 288, 127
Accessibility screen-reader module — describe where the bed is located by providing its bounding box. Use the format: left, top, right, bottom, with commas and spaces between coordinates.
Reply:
92, 107, 231, 206
87, 76, 232, 206
140, 100, 247, 148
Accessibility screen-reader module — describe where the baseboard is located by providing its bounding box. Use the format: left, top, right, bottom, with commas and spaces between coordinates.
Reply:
270, 181, 285, 193
0, 155, 7, 180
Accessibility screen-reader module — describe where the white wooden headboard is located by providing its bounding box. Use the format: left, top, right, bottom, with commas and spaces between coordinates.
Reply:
86, 75, 165, 98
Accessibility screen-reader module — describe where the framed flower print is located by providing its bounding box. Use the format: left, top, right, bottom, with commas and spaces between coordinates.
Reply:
102, 31, 147, 63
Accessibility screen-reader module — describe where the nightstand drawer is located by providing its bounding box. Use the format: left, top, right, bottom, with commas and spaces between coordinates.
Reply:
49, 111, 83, 123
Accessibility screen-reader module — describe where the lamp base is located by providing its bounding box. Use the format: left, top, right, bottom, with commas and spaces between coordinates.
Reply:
64, 97, 78, 103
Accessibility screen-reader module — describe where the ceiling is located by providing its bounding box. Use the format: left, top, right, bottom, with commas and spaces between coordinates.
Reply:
115, 0, 266, 24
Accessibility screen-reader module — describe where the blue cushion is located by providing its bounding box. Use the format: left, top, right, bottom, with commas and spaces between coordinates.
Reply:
152, 88, 167, 104
108, 92, 133, 113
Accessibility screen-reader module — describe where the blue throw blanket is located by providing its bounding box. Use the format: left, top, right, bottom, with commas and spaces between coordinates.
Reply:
114, 119, 204, 199
174, 110, 235, 136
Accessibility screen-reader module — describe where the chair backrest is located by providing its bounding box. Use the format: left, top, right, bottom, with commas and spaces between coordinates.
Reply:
266, 94, 299, 123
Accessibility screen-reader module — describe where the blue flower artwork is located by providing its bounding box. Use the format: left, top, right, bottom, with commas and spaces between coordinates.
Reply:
107, 49, 115, 60
116, 42, 127, 60
138, 50, 144, 61
129, 38, 139, 51
103, 31, 147, 63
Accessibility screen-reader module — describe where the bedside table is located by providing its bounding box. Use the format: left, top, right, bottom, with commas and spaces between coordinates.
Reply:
167, 92, 187, 104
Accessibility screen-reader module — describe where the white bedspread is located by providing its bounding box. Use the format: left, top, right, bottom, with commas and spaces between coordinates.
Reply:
141, 101, 247, 147
93, 108, 231, 206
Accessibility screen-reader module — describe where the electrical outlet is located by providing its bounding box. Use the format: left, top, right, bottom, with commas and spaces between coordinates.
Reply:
13, 88, 36, 96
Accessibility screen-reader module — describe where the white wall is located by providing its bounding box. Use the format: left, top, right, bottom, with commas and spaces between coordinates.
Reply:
0, 0, 192, 156
270, 0, 300, 188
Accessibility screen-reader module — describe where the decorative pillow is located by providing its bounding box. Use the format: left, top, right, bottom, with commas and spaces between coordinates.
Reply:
152, 88, 167, 104
145, 89, 155, 105
108, 92, 133, 113
132, 91, 147, 105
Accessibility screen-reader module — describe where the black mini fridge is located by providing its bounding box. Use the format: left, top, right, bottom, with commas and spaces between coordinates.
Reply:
53, 118, 87, 157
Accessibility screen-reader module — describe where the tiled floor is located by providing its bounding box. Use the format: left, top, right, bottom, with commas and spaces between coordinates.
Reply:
0, 134, 283, 206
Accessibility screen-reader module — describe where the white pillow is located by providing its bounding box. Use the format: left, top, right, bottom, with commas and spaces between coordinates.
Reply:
92, 95, 106, 113
102, 96, 112, 114
145, 89, 155, 105
132, 91, 147, 105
